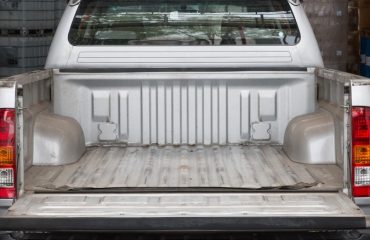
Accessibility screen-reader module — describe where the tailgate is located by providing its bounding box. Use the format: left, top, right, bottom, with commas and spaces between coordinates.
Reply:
0, 192, 365, 231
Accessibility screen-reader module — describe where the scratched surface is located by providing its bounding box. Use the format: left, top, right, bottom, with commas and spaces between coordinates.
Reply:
25, 145, 342, 191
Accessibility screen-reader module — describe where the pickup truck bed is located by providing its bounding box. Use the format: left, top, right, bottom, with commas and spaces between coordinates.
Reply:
1, 0, 370, 232
25, 145, 342, 191
1, 68, 366, 232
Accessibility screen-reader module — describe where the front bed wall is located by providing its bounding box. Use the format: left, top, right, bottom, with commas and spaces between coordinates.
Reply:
53, 71, 315, 145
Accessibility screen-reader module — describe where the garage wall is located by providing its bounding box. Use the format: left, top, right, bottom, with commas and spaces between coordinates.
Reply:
0, 0, 66, 78
303, 0, 349, 71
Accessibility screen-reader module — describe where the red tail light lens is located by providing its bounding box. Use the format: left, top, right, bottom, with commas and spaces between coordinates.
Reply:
0, 109, 16, 199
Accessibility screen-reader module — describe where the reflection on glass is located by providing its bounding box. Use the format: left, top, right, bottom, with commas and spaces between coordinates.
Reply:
69, 0, 301, 46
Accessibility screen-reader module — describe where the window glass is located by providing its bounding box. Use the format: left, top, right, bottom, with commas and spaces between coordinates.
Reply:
69, 0, 300, 46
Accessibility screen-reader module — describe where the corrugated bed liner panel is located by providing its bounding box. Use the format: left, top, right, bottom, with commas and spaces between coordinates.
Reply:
25, 145, 343, 191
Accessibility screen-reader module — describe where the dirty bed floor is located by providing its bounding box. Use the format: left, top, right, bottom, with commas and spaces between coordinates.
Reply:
25, 145, 343, 191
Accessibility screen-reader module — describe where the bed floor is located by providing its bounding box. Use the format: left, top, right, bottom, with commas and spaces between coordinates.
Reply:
25, 145, 343, 191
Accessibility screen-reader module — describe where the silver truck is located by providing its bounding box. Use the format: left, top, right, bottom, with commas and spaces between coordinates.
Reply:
0, 0, 370, 232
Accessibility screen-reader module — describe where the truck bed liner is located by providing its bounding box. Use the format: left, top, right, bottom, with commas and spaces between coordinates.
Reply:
25, 145, 342, 191
1, 192, 365, 230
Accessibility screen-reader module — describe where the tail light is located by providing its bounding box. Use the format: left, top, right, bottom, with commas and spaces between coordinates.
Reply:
0, 109, 16, 198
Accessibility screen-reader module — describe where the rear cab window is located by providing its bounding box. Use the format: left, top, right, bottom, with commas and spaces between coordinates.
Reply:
68, 0, 300, 46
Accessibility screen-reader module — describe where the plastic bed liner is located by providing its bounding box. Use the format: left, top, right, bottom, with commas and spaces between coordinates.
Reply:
0, 192, 365, 231
2, 146, 362, 231
25, 145, 343, 191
